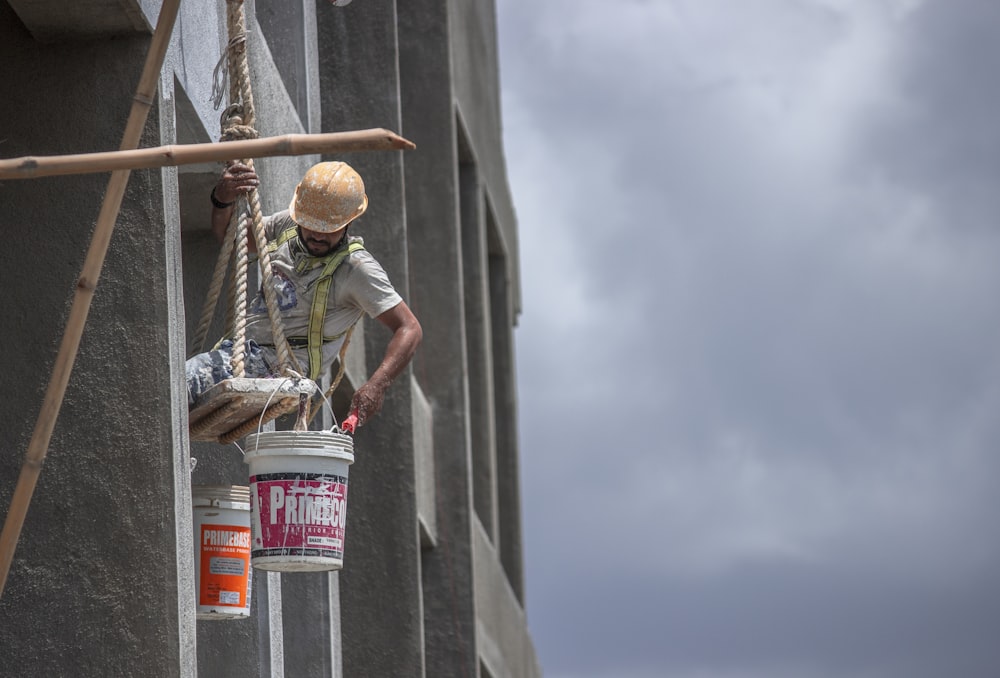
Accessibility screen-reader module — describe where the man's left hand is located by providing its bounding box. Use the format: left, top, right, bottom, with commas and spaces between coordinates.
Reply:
350, 375, 390, 427
345, 301, 422, 429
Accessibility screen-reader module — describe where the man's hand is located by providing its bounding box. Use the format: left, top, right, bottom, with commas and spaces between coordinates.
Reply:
211, 162, 261, 246
349, 374, 391, 427
345, 302, 422, 429
215, 162, 259, 204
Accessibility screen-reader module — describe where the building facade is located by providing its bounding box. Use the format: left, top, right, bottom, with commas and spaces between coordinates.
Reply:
0, 0, 538, 675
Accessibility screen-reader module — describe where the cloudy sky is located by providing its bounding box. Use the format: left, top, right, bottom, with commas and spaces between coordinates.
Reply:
496, 1, 1000, 676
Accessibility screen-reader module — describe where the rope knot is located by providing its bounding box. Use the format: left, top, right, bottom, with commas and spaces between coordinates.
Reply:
221, 124, 259, 142
219, 104, 259, 142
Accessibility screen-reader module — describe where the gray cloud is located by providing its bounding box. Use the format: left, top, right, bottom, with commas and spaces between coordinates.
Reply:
536, 564, 1000, 678
499, 0, 1000, 676
860, 0, 1000, 233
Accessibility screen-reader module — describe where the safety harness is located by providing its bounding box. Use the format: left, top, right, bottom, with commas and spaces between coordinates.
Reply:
266, 226, 366, 381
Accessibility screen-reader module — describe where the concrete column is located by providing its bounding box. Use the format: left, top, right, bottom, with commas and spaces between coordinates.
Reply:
317, 1, 424, 676
0, 9, 185, 675
460, 156, 500, 542
161, 45, 199, 678
489, 250, 524, 602
281, 571, 337, 677
260, 572, 286, 677
398, 1, 482, 676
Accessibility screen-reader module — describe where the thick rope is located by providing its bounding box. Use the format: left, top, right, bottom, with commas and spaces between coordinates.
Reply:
188, 201, 238, 357
189, 398, 246, 438
227, 1, 255, 128
229, 194, 249, 376
224, 239, 237, 347
219, 397, 298, 444
247, 185, 300, 374
223, 0, 300, 377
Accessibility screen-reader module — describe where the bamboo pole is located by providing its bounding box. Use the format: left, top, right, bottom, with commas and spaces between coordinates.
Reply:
0, 129, 415, 180
0, 0, 183, 598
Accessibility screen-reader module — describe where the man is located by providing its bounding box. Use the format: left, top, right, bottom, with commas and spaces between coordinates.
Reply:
186, 160, 422, 429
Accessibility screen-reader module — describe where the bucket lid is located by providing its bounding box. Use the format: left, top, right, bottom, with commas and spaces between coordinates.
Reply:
244, 430, 355, 463
192, 484, 251, 505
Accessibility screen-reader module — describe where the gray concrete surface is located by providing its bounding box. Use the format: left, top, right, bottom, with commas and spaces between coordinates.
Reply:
0, 0, 538, 674
398, 3, 484, 676
0, 5, 184, 675
160, 57, 199, 678
7, 0, 148, 41
317, 3, 426, 675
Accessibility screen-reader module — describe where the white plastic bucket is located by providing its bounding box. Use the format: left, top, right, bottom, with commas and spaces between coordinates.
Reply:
244, 430, 355, 572
192, 485, 253, 620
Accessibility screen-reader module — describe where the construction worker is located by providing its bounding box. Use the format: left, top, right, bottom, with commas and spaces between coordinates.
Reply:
186, 161, 422, 428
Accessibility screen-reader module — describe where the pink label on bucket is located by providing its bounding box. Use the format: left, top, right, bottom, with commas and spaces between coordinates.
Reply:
250, 474, 348, 558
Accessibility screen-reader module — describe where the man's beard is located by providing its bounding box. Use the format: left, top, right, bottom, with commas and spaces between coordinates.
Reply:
304, 238, 334, 256
298, 226, 345, 256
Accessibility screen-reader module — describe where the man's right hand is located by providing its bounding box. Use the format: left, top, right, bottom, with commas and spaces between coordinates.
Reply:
215, 162, 260, 204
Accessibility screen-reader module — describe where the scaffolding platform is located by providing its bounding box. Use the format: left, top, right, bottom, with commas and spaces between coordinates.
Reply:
188, 377, 318, 444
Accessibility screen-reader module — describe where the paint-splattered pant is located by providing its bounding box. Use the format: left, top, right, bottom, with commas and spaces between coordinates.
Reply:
185, 339, 276, 406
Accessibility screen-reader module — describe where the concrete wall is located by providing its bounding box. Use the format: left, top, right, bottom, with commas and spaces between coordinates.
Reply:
449, 0, 521, 312
398, 1, 482, 675
0, 3, 191, 675
0, 0, 538, 674
316, 4, 426, 676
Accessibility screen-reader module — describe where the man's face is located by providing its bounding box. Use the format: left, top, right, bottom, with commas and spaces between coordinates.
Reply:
298, 226, 344, 256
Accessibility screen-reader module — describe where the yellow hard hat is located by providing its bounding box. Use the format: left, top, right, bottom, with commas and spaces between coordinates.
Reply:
288, 161, 369, 233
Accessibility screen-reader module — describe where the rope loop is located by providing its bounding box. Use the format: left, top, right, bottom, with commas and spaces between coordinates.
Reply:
219, 103, 245, 127
218, 104, 259, 143
210, 33, 247, 110
221, 125, 260, 142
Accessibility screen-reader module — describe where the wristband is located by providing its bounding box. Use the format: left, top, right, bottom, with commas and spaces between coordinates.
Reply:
210, 187, 235, 209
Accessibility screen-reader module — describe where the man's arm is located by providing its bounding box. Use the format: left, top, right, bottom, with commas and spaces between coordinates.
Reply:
211, 162, 260, 252
350, 301, 423, 427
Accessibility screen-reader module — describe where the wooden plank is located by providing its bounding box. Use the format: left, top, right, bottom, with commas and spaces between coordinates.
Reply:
0, 129, 416, 179
188, 377, 318, 443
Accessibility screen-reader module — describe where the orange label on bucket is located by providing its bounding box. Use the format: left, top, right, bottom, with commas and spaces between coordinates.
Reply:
250, 475, 349, 559
199, 523, 252, 607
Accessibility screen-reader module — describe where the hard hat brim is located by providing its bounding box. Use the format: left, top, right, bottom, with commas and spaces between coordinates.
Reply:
288, 193, 368, 233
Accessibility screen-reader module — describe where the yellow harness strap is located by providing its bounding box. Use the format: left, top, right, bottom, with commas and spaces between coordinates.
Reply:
307, 241, 365, 380
265, 226, 299, 253
267, 226, 365, 380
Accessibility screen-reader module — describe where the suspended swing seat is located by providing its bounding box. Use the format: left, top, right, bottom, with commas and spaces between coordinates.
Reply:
188, 377, 318, 444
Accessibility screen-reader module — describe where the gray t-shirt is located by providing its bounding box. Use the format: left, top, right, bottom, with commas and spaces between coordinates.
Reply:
245, 211, 403, 376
